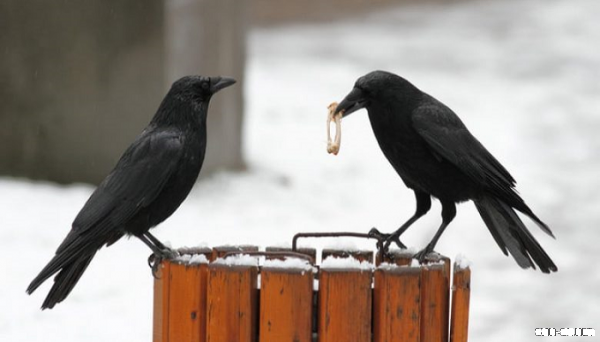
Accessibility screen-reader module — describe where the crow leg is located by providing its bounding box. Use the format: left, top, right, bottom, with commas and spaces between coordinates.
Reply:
138, 234, 166, 255
415, 200, 456, 262
370, 191, 431, 251
138, 234, 179, 278
144, 232, 167, 250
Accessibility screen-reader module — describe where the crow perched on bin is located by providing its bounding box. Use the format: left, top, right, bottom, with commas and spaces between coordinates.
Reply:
27, 75, 236, 309
335, 70, 556, 273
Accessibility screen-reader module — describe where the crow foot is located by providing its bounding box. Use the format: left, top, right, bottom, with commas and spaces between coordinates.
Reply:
413, 244, 439, 264
368, 227, 407, 251
147, 248, 180, 279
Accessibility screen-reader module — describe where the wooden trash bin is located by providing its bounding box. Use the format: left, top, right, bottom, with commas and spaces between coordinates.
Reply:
153, 246, 471, 342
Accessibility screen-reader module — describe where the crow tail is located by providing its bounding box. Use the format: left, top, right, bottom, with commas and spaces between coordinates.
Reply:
27, 239, 97, 309
474, 195, 557, 273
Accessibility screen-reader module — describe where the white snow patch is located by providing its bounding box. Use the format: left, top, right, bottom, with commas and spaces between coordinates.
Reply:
321, 256, 374, 270
212, 254, 259, 267
172, 254, 209, 265
377, 260, 422, 271
455, 253, 472, 269
263, 257, 314, 271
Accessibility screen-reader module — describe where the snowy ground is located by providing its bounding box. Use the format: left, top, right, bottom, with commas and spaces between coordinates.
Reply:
2, 0, 599, 340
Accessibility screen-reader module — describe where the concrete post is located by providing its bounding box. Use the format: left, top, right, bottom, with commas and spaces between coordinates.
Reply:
166, 0, 247, 174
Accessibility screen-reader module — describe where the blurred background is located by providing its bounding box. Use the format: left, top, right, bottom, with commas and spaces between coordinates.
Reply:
1, 0, 599, 341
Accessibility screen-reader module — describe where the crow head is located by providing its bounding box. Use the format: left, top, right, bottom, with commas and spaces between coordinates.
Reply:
171, 75, 236, 104
335, 70, 418, 117
152, 75, 236, 127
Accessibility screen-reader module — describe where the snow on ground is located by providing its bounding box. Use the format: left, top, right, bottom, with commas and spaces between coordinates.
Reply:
2, 0, 600, 340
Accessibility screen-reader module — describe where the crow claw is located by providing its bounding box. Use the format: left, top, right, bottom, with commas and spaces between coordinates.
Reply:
369, 228, 407, 250
369, 227, 408, 261
147, 248, 179, 279
413, 244, 435, 263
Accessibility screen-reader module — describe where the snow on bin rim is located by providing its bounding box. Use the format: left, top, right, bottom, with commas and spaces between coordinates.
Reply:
173, 253, 209, 265
212, 254, 260, 267
321, 256, 374, 270
377, 259, 422, 270
455, 253, 472, 269
263, 257, 315, 272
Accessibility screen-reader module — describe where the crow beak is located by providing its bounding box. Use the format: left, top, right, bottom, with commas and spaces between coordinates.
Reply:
210, 76, 237, 94
336, 87, 367, 118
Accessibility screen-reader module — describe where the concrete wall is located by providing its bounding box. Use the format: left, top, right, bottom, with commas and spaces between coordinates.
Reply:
0, 0, 246, 184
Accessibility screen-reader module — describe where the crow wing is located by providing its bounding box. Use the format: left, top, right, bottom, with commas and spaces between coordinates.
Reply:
411, 101, 516, 195
412, 100, 554, 237
56, 129, 184, 253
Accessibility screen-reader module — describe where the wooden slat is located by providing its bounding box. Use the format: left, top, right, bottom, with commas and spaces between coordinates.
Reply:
373, 266, 421, 342
153, 260, 171, 342
318, 267, 372, 342
206, 264, 259, 342
166, 262, 209, 342
420, 264, 449, 342
450, 264, 471, 342
322, 249, 373, 263
260, 267, 313, 342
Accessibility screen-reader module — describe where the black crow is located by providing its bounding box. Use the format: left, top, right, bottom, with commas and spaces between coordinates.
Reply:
335, 70, 556, 273
27, 75, 236, 308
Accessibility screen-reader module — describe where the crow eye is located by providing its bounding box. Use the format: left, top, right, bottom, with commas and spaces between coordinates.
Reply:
201, 81, 210, 91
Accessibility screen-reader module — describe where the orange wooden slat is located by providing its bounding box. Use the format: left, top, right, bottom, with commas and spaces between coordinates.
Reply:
153, 260, 171, 342
449, 264, 471, 342
318, 267, 372, 342
420, 263, 450, 342
373, 266, 421, 342
166, 262, 209, 342
260, 267, 313, 342
206, 264, 259, 342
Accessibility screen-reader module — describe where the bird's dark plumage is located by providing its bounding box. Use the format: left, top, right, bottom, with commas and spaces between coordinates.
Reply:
336, 70, 556, 273
27, 75, 236, 308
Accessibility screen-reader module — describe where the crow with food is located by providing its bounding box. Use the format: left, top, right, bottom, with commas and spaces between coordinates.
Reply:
334, 70, 556, 273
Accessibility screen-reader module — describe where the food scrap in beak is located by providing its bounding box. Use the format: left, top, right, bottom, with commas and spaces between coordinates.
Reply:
327, 102, 343, 155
